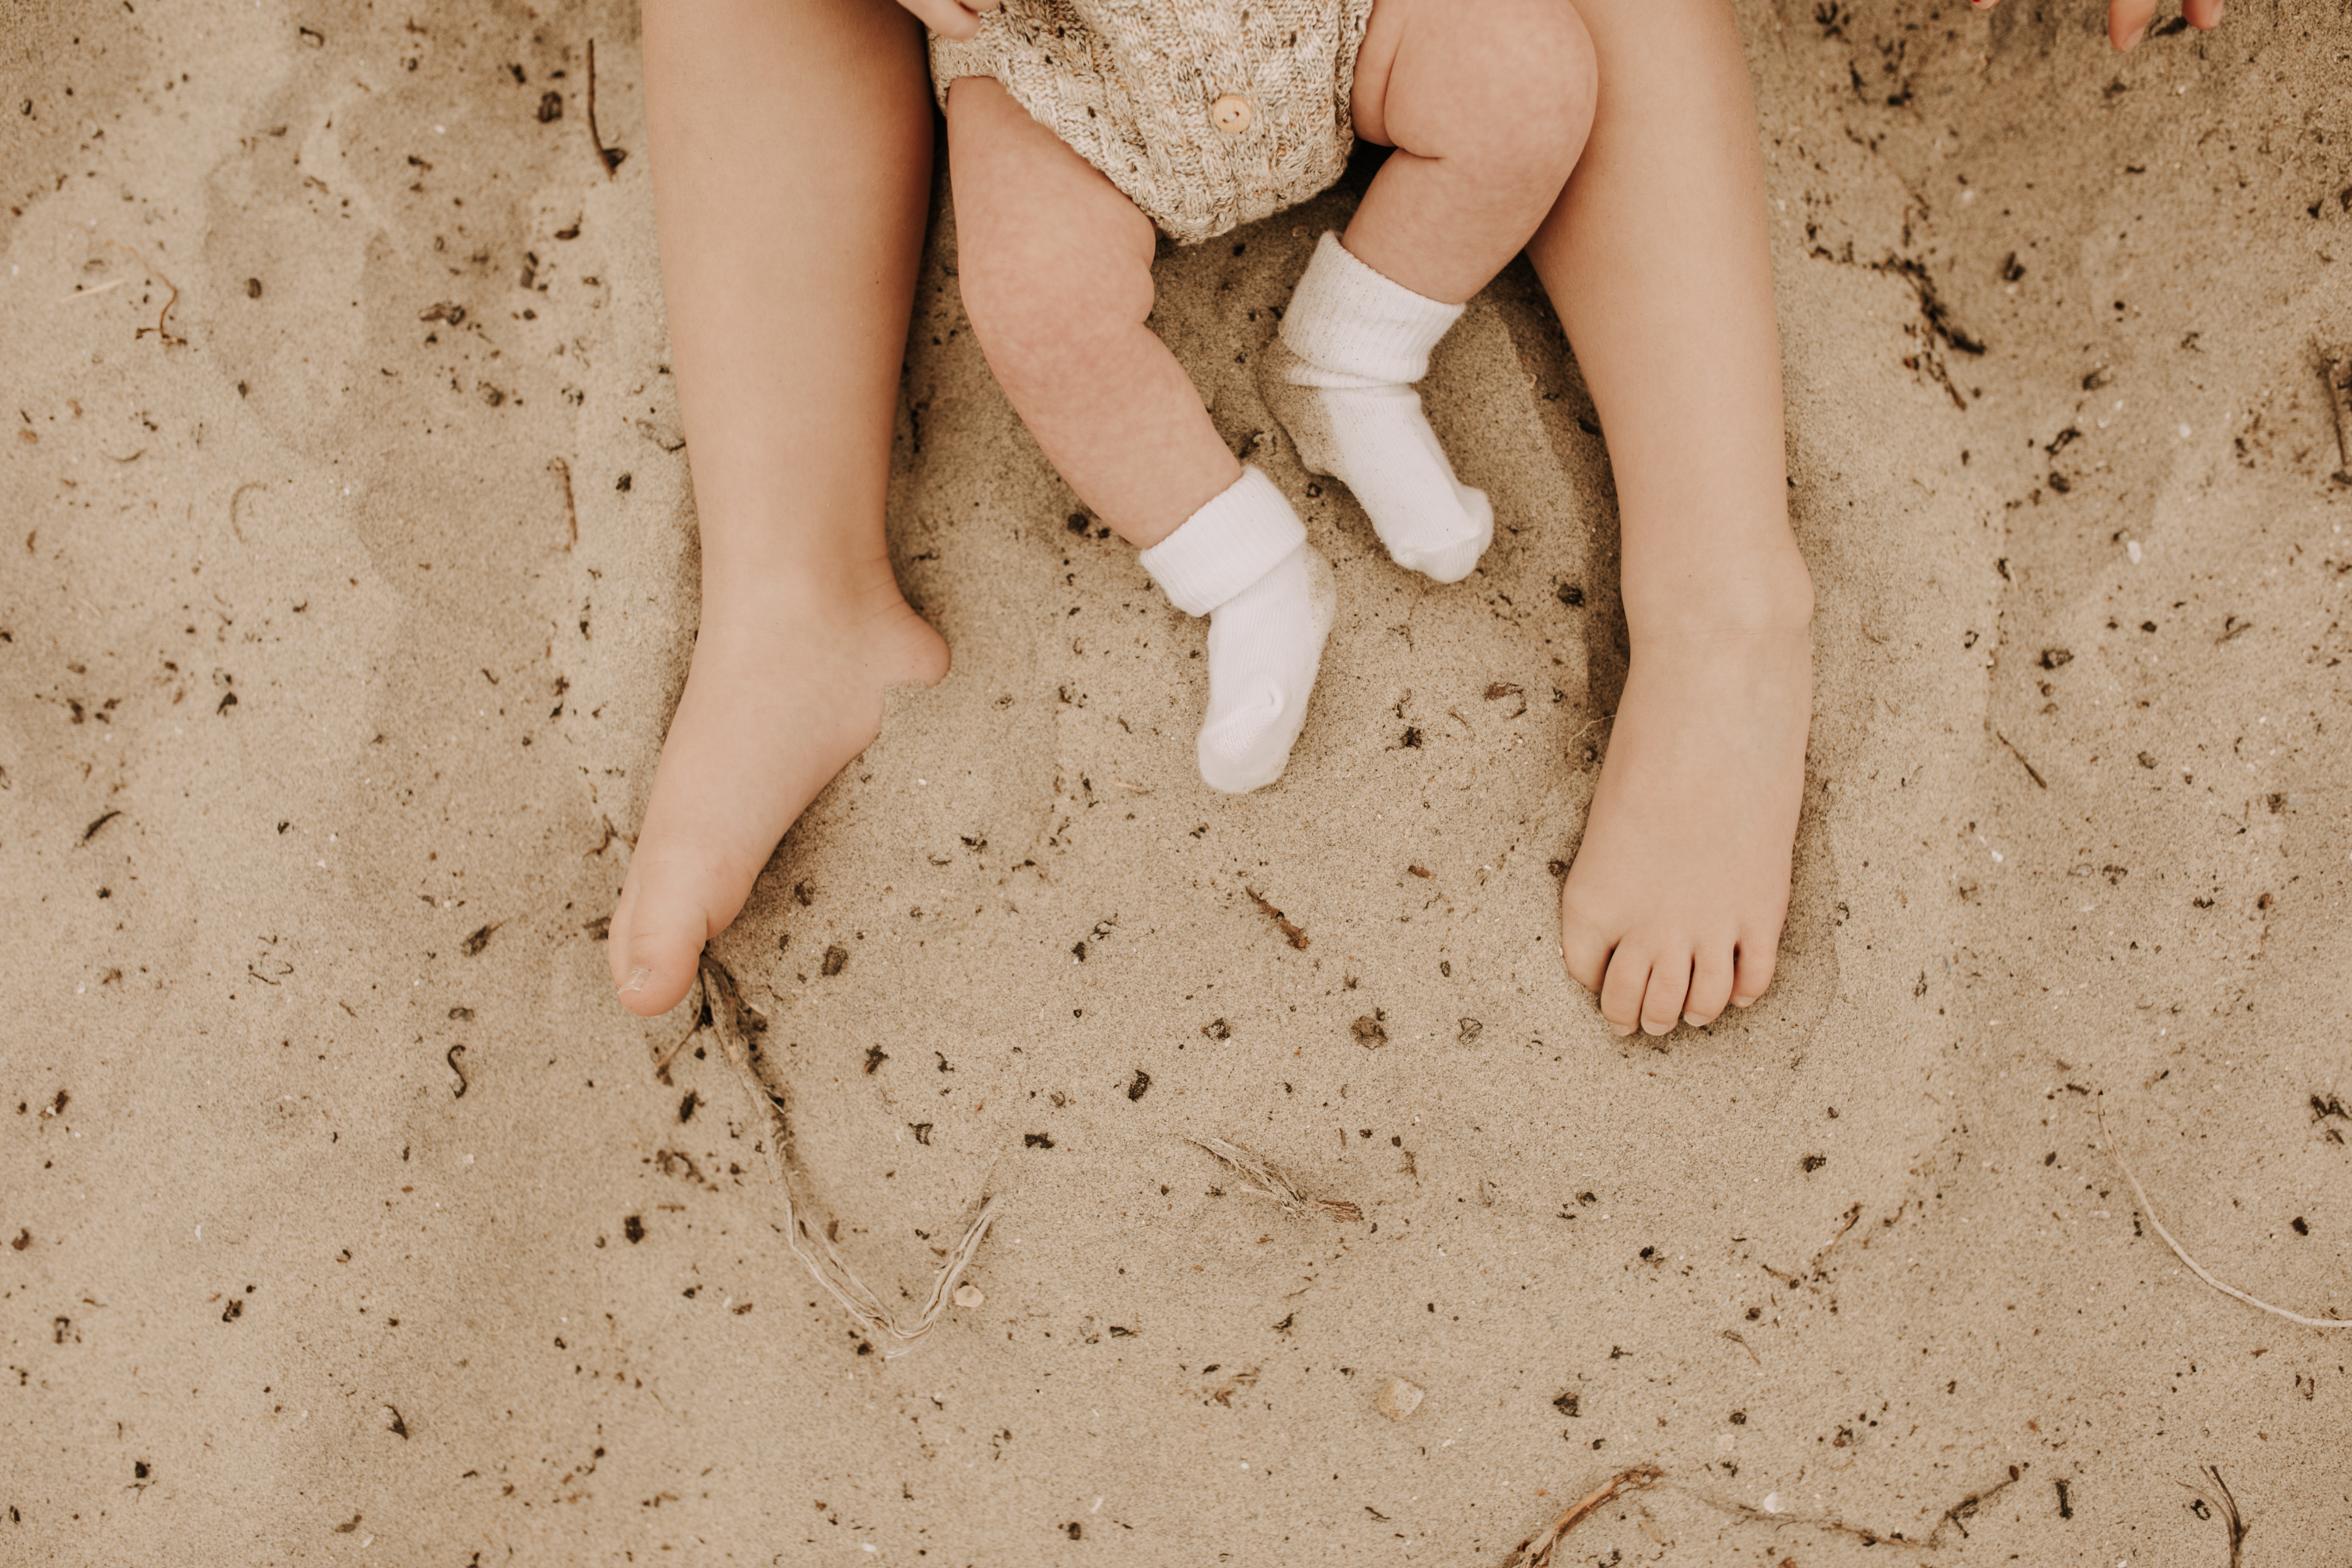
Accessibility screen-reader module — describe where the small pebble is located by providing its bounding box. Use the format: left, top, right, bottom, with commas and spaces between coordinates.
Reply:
953, 1282, 985, 1309
1376, 1377, 1423, 1421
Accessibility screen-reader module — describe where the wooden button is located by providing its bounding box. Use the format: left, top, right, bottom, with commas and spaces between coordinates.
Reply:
1211, 94, 1253, 134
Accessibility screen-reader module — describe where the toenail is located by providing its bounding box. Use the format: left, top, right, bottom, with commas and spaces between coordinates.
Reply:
1610, 1021, 1635, 1037
1685, 1012, 1706, 1027
619, 965, 652, 994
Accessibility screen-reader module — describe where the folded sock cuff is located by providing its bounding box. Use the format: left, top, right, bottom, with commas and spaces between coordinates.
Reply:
1139, 466, 1308, 617
1277, 231, 1463, 384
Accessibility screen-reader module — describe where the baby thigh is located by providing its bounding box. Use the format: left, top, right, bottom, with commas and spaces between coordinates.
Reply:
1344, 0, 1596, 302
945, 77, 1240, 548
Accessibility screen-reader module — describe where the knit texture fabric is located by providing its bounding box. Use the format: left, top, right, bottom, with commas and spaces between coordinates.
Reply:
1196, 540, 1336, 792
1277, 229, 1462, 382
1139, 465, 1335, 792
1258, 233, 1493, 582
931, 0, 1375, 245
1138, 464, 1307, 616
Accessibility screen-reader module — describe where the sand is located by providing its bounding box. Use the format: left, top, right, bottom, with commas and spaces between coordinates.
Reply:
4, 1, 2349, 1562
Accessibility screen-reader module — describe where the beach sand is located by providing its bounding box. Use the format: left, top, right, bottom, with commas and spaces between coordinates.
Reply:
4, 1, 2348, 1561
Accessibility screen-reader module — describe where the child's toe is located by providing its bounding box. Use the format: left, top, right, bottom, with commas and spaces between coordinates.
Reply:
1639, 952, 1692, 1036
605, 881, 641, 990
1559, 910, 1614, 995
1729, 930, 1779, 1007
1597, 947, 1650, 1036
1683, 945, 1736, 1026
609, 867, 713, 1017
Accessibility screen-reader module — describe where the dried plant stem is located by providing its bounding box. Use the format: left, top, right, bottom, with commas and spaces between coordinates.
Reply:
548, 456, 576, 547
1567, 711, 1615, 748
2183, 1464, 2249, 1568
1506, 1467, 2013, 1560
95, 237, 184, 346
696, 957, 1000, 1355
2321, 346, 2352, 474
1673, 1467, 2015, 1550
1504, 1466, 1664, 1568
1188, 1137, 1361, 1222
651, 1008, 697, 1081
1242, 886, 1308, 950
2100, 1095, 2352, 1330
1809, 1200, 1864, 1271
1995, 729, 2049, 789
585, 39, 621, 178
1673, 1492, 1927, 1550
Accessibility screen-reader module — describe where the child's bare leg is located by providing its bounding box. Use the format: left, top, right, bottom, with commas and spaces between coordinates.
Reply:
608, 0, 947, 1017
944, 78, 1239, 547
1256, 0, 1591, 584
1344, 0, 1596, 306
947, 77, 1336, 794
1526, 0, 1814, 1036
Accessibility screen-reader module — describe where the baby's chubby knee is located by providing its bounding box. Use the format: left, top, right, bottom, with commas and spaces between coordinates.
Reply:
943, 69, 1162, 392
1371, 0, 1595, 181
952, 212, 1156, 399
957, 253, 1152, 396
1463, 0, 1597, 173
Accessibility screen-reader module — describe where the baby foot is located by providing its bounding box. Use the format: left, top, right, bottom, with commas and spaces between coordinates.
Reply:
1559, 622, 1813, 1036
1197, 543, 1338, 792
607, 569, 947, 1016
1258, 232, 1493, 583
1139, 465, 1335, 793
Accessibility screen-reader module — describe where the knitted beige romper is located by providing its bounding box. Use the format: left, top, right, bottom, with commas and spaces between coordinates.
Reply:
930, 0, 1377, 246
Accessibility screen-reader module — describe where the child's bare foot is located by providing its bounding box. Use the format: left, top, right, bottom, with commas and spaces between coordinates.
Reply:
606, 566, 947, 1016
1559, 611, 1812, 1037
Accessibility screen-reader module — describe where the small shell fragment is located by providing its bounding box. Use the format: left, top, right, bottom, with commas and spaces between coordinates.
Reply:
953, 1282, 985, 1309
1376, 1377, 1423, 1421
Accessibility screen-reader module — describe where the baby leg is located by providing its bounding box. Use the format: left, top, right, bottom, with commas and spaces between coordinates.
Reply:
947, 77, 1335, 792
1259, 0, 1595, 581
1529, 0, 1814, 1036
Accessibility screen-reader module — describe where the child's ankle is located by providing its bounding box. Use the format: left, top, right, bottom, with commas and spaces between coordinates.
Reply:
699, 546, 910, 621
1622, 546, 1814, 644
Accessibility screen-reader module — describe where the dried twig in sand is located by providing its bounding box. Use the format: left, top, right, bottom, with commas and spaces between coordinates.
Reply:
651, 1021, 696, 1086
1503, 1466, 1664, 1568
2183, 1464, 2249, 1568
1808, 1200, 1865, 1273
1675, 1466, 2015, 1550
1674, 1488, 1926, 1549
547, 456, 577, 547
94, 237, 184, 347
2320, 346, 2352, 477
695, 957, 1000, 1354
1242, 886, 1309, 950
2099, 1094, 2352, 1330
1567, 712, 1615, 749
1188, 1138, 1360, 1222
585, 40, 624, 177
1995, 729, 2048, 789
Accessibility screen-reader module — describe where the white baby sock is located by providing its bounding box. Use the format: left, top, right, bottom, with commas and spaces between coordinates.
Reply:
1257, 231, 1493, 584
1139, 466, 1337, 794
